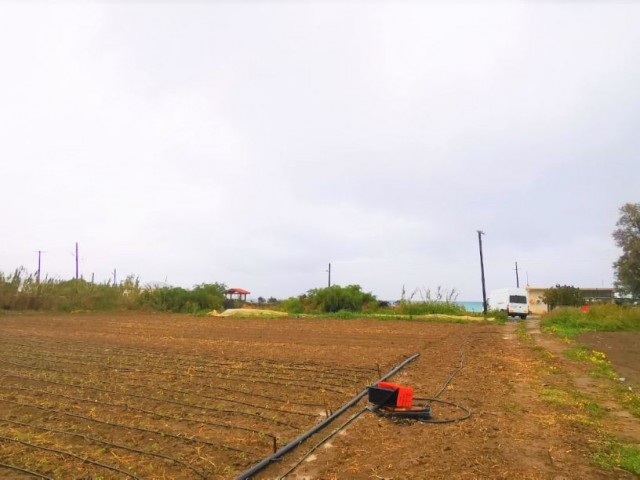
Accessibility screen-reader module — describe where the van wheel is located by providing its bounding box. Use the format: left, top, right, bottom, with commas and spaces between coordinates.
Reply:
520, 315, 527, 320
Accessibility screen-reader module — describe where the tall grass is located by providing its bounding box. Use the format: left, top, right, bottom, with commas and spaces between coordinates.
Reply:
392, 286, 465, 315
542, 304, 640, 337
0, 267, 141, 311
0, 267, 225, 314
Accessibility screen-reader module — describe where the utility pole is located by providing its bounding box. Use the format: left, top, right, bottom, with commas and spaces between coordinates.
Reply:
36, 250, 42, 284
477, 230, 487, 314
113, 268, 117, 286
327, 263, 331, 288
514, 261, 520, 288
75, 242, 79, 280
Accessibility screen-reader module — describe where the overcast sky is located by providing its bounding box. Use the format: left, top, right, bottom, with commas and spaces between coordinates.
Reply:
1, 1, 639, 301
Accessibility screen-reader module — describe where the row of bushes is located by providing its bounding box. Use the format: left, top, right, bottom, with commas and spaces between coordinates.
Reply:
0, 268, 227, 314
1, 267, 469, 316
277, 285, 466, 316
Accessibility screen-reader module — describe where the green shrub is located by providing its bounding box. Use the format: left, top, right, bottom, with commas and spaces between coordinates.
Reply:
280, 296, 304, 314
490, 309, 508, 323
138, 283, 225, 313
305, 285, 377, 313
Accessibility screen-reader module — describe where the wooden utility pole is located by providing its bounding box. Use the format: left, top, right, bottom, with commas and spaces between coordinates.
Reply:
515, 261, 520, 288
36, 250, 42, 284
477, 230, 487, 314
75, 242, 79, 280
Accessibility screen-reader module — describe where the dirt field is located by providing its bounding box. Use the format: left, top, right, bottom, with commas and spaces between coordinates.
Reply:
0, 312, 638, 479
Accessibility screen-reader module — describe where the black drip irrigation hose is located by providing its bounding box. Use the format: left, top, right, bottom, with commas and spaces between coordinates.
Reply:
0, 435, 142, 479
234, 353, 420, 480
0, 417, 209, 479
276, 406, 370, 479
0, 462, 54, 480
375, 398, 472, 423
277, 340, 473, 478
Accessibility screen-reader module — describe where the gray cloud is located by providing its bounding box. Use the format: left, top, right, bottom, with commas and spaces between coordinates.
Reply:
1, 1, 638, 300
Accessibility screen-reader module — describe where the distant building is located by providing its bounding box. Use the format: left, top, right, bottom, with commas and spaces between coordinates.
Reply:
225, 288, 250, 303
526, 286, 615, 315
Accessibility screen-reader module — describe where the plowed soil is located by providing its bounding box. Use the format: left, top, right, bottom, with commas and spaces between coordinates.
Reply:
0, 312, 637, 479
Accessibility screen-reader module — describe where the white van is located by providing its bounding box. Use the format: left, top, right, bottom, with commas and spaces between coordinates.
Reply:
487, 288, 529, 319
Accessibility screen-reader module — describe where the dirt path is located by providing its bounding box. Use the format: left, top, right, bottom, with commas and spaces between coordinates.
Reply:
525, 318, 640, 445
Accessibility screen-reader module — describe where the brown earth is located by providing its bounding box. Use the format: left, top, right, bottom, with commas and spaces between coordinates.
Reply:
0, 312, 637, 479
577, 331, 640, 387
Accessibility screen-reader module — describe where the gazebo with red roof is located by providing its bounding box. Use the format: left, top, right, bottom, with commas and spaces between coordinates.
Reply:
225, 288, 250, 302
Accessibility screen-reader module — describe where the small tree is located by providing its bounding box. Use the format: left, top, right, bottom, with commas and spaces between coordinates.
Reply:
613, 203, 640, 297
543, 284, 585, 310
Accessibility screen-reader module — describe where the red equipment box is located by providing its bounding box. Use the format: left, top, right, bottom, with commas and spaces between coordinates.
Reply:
375, 382, 414, 408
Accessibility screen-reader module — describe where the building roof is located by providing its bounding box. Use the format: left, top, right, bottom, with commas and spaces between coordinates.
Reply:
226, 288, 251, 295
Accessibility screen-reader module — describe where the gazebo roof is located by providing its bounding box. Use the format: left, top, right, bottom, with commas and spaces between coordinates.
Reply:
226, 288, 251, 295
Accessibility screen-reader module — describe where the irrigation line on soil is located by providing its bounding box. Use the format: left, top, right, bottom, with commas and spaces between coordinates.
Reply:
188, 382, 324, 408
0, 434, 142, 479
154, 385, 316, 418
0, 349, 366, 414
1, 340, 378, 376
430, 338, 467, 400
235, 353, 421, 480
1, 346, 376, 389
1, 356, 337, 418
0, 371, 302, 429
216, 373, 347, 395
0, 462, 54, 480
1, 354, 326, 409
0, 397, 259, 457
277, 406, 370, 479
0, 417, 208, 479
5, 359, 319, 423
1, 381, 278, 444
213, 371, 351, 390
0, 356, 356, 394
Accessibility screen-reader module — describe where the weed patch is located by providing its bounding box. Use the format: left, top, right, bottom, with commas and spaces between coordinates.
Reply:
542, 305, 640, 337
563, 347, 618, 380
593, 439, 640, 475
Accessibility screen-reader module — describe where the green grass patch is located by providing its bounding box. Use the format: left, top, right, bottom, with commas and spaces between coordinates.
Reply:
313, 311, 481, 324
593, 439, 640, 475
542, 304, 640, 337
539, 386, 605, 419
516, 321, 533, 342
619, 390, 640, 418
560, 346, 640, 419
563, 347, 618, 380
